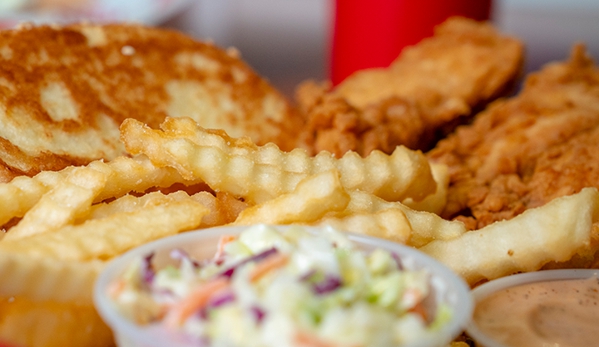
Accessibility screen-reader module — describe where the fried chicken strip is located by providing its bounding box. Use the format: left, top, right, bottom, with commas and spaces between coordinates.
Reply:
297, 16, 524, 157
429, 44, 599, 229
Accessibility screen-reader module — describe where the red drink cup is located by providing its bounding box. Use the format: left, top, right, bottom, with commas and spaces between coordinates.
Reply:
330, 0, 492, 85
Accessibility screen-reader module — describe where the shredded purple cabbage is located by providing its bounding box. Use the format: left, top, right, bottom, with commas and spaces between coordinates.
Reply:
312, 275, 342, 295
301, 270, 343, 295
250, 305, 266, 324
170, 248, 200, 268
218, 247, 278, 279
192, 291, 237, 324
197, 307, 209, 320
299, 269, 317, 282
208, 291, 236, 308
142, 252, 155, 284
391, 252, 404, 270
196, 292, 236, 320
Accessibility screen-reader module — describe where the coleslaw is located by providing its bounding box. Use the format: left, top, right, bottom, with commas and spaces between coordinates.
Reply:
108, 225, 452, 347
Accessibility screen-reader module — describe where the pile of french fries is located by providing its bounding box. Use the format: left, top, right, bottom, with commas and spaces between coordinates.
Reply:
1, 116, 598, 347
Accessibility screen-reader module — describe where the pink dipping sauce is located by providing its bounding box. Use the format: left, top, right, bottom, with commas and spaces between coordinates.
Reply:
473, 276, 599, 347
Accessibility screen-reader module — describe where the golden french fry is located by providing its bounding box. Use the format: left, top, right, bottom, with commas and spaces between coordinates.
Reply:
0, 155, 202, 229
420, 188, 599, 285
0, 296, 113, 347
0, 252, 104, 305
191, 191, 248, 228
0, 170, 69, 227
340, 190, 466, 247
88, 190, 247, 229
402, 162, 449, 215
0, 199, 209, 261
316, 208, 412, 244
86, 194, 152, 221
120, 117, 436, 204
4, 167, 108, 240
233, 170, 350, 225
86, 190, 193, 221
91, 154, 202, 203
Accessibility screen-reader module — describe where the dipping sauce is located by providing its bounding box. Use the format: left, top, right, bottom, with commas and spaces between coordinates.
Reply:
472, 276, 599, 347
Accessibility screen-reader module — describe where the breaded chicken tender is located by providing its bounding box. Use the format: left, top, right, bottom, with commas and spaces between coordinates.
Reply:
429, 45, 599, 229
297, 17, 524, 157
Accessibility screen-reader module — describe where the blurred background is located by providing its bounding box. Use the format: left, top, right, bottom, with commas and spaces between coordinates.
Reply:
2, 0, 598, 97
162, 0, 599, 97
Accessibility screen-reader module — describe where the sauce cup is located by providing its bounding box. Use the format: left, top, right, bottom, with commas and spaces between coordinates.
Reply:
94, 225, 473, 347
467, 269, 599, 347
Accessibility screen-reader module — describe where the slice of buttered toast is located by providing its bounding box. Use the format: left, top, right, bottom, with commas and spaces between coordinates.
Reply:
0, 23, 299, 181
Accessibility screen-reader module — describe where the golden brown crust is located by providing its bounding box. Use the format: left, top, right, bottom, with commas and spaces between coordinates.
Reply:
430, 44, 599, 228
0, 23, 298, 181
295, 81, 427, 156
297, 17, 524, 157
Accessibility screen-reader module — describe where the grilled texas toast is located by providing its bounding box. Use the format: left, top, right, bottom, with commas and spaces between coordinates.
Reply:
0, 23, 299, 181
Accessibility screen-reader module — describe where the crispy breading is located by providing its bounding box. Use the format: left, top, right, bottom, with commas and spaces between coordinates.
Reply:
0, 23, 298, 181
429, 44, 599, 229
295, 82, 426, 156
297, 17, 524, 157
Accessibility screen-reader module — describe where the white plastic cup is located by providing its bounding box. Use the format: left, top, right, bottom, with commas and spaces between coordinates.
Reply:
467, 269, 599, 347
94, 225, 473, 347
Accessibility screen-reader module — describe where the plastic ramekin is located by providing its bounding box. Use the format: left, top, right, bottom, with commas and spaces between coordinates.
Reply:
94, 225, 473, 347
466, 269, 599, 347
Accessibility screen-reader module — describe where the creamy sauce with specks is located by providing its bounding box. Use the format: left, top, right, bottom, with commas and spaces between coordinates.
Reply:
473, 277, 599, 347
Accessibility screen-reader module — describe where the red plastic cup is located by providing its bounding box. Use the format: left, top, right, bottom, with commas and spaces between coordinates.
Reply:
330, 0, 492, 85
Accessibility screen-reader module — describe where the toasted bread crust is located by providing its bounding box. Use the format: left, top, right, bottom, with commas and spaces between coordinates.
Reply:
0, 23, 298, 180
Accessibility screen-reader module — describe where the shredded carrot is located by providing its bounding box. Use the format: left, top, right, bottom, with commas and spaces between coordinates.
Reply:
249, 253, 289, 282
163, 277, 230, 328
106, 279, 126, 298
214, 234, 237, 259
409, 301, 428, 322
156, 303, 171, 320
403, 288, 428, 322
294, 331, 338, 347
294, 331, 361, 347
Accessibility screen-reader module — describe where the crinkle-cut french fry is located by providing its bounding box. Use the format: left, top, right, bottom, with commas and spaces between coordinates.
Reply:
0, 170, 69, 226
233, 170, 350, 225
4, 167, 108, 241
86, 194, 153, 221
91, 154, 202, 203
338, 190, 466, 248
86, 190, 193, 221
420, 188, 599, 285
87, 190, 246, 229
0, 155, 201, 229
191, 191, 248, 228
0, 199, 209, 261
120, 117, 436, 204
450, 342, 471, 347
315, 208, 412, 244
402, 163, 449, 215
0, 252, 103, 305
0, 296, 113, 347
